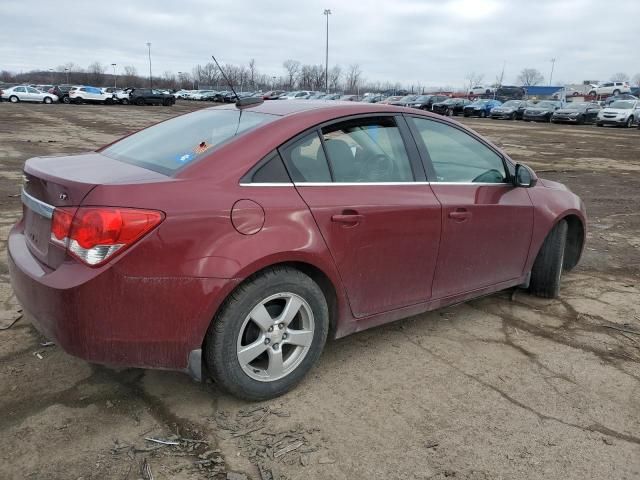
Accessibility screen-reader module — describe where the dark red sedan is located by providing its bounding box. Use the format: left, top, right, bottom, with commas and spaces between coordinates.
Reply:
8, 99, 586, 400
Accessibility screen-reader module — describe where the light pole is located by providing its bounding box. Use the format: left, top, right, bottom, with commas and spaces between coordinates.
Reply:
549, 58, 556, 86
146, 42, 152, 88
323, 9, 331, 93
111, 63, 117, 89
48, 68, 53, 84
272, 76, 276, 89
178, 72, 183, 89
64, 68, 69, 84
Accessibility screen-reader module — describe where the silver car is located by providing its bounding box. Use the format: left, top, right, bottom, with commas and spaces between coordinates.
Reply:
1, 86, 59, 104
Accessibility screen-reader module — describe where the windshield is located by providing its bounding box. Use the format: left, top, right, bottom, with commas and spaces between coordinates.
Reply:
564, 103, 589, 110
414, 95, 431, 102
472, 99, 490, 105
442, 99, 457, 105
101, 109, 277, 175
609, 101, 634, 109
399, 95, 418, 102
536, 101, 560, 109
502, 100, 521, 107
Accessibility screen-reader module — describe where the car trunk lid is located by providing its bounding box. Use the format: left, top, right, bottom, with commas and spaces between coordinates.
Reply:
22, 152, 167, 268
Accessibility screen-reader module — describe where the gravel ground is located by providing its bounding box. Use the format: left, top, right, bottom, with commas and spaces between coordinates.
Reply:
0, 101, 639, 480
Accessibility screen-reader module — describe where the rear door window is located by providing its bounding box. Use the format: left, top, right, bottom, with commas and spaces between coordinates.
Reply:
281, 132, 331, 182
101, 109, 277, 175
321, 117, 414, 183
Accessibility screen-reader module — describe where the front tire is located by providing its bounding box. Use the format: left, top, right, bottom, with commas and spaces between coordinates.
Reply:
43, 97, 52, 104
205, 267, 329, 401
626, 116, 634, 128
120, 98, 129, 105
135, 97, 145, 106
62, 96, 71, 104
529, 220, 568, 298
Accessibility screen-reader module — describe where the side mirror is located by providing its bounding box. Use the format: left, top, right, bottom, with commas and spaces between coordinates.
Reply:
514, 163, 537, 188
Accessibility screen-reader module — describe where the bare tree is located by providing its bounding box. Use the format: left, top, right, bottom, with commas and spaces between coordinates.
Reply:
122, 66, 137, 87
610, 72, 630, 82
87, 61, 107, 85
283, 59, 301, 89
517, 68, 544, 86
328, 65, 341, 92
345, 64, 362, 94
464, 72, 484, 92
248, 58, 257, 88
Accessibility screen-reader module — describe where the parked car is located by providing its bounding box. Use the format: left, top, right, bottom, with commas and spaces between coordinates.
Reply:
378, 95, 403, 104
49, 85, 73, 104
550, 102, 601, 124
522, 101, 563, 122
387, 94, 418, 106
114, 88, 133, 104
128, 88, 176, 106
432, 98, 472, 116
263, 90, 285, 100
361, 94, 386, 103
8, 100, 586, 401
1, 86, 59, 103
495, 85, 526, 102
603, 94, 638, 106
490, 100, 531, 120
469, 85, 494, 96
463, 99, 502, 117
191, 90, 216, 100
69, 86, 115, 104
339, 94, 362, 102
409, 94, 449, 111
596, 100, 640, 128
588, 82, 631, 97
280, 91, 313, 100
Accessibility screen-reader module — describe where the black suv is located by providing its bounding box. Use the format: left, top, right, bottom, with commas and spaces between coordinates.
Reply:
128, 88, 175, 106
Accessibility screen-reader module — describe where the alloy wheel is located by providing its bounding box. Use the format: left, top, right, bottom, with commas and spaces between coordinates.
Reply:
236, 293, 315, 382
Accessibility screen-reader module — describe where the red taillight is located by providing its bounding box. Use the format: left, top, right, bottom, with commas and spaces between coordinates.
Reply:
50, 207, 164, 266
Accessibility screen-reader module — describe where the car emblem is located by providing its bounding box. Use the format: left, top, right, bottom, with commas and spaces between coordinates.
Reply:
59, 193, 68, 200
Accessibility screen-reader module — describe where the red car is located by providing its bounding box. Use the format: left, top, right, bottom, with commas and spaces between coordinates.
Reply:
8, 100, 586, 400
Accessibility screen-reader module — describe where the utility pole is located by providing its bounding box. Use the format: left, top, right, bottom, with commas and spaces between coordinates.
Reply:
549, 58, 556, 86
323, 9, 331, 93
146, 42, 152, 89
111, 63, 117, 89
48, 68, 53, 84
64, 68, 69, 84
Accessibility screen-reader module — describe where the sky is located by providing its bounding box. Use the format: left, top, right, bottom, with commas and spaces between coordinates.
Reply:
1, 0, 638, 88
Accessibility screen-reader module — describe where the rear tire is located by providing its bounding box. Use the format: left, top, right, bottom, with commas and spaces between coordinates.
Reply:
74, 97, 83, 104
9, 95, 19, 103
121, 98, 129, 105
480, 111, 486, 118
104, 98, 113, 105
162, 98, 171, 106
529, 220, 568, 299
613, 89, 620, 95
62, 96, 71, 104
205, 267, 329, 401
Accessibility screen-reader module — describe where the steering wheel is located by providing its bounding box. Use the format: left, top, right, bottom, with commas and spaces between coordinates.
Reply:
359, 153, 395, 181
472, 169, 504, 183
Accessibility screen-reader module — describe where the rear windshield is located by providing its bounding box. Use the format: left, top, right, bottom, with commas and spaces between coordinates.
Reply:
101, 109, 277, 175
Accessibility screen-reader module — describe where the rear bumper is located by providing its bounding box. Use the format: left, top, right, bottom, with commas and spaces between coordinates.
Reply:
8, 221, 235, 371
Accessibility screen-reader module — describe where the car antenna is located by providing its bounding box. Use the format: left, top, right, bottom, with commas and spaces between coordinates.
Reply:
211, 55, 263, 108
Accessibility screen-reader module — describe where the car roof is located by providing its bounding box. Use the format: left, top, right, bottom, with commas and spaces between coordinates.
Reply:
213, 99, 409, 117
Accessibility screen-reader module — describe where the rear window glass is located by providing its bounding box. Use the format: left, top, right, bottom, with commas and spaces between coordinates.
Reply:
101, 109, 277, 175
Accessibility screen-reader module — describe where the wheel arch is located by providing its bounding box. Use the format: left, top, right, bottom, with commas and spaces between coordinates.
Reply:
561, 213, 585, 271
201, 257, 346, 351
